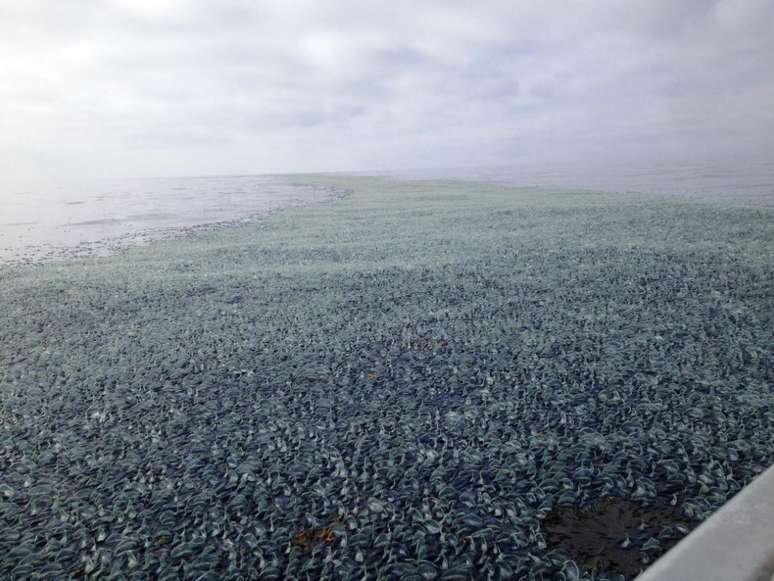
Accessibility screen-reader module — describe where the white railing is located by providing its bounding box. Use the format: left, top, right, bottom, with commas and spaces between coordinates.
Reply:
636, 464, 774, 581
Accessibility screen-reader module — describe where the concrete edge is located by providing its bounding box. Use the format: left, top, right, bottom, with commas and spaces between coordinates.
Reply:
636, 463, 774, 581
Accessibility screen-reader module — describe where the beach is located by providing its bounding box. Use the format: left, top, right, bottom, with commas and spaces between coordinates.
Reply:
1, 176, 772, 579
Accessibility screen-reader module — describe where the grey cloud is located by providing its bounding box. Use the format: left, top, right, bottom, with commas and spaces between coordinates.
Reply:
0, 1, 772, 179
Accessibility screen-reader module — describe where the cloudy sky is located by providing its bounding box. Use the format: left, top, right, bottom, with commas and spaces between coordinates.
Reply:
1, 1, 773, 179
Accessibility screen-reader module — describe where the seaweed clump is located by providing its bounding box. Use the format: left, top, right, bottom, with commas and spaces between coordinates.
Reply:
292, 526, 337, 552
545, 496, 696, 577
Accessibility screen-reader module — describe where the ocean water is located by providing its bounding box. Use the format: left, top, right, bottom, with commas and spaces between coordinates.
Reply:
2, 160, 772, 265
0, 175, 337, 265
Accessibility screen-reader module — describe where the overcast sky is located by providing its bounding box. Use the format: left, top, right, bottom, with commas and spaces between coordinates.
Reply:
1, 1, 773, 179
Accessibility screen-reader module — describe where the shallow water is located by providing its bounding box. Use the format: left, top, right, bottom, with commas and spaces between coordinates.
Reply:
0, 175, 336, 264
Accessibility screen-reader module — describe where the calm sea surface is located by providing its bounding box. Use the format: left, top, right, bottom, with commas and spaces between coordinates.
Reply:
0, 175, 336, 265
2, 161, 772, 264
